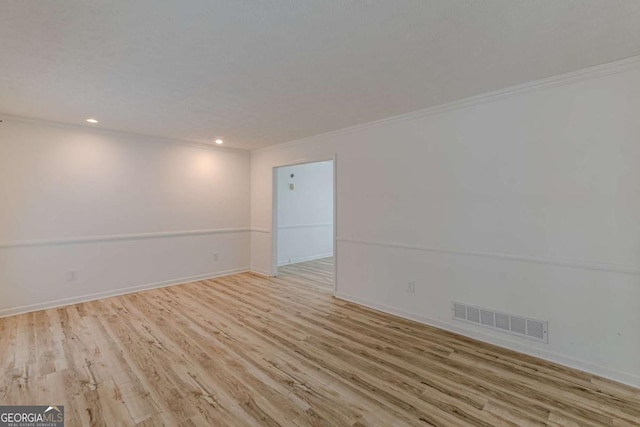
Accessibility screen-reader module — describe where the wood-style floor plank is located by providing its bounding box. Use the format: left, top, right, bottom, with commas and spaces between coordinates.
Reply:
1, 257, 638, 426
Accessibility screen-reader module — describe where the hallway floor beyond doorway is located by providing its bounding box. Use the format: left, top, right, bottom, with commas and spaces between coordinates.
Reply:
278, 257, 334, 292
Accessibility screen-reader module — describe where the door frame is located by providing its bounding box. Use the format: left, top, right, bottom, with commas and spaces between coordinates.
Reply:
271, 154, 337, 296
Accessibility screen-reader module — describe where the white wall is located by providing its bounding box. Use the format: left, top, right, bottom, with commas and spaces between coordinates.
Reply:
0, 118, 251, 316
276, 161, 333, 265
250, 59, 640, 387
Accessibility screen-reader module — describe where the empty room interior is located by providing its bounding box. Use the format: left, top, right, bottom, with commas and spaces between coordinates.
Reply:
1, 1, 640, 426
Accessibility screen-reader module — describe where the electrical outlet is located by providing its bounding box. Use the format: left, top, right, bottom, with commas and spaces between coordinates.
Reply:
67, 270, 78, 282
213, 253, 219, 262
407, 281, 415, 293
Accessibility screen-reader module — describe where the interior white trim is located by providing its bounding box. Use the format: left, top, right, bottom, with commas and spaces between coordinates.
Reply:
278, 223, 333, 230
250, 228, 272, 234
277, 253, 333, 266
0, 113, 247, 154
249, 267, 272, 277
335, 291, 640, 388
0, 227, 252, 248
272, 155, 338, 295
272, 157, 336, 168
254, 55, 640, 154
0, 266, 249, 318
337, 237, 640, 275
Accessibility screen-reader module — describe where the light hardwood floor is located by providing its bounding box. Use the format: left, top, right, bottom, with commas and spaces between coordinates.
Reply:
277, 257, 334, 291
1, 258, 639, 426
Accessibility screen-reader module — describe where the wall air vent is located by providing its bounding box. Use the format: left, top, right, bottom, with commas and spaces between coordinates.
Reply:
452, 301, 548, 343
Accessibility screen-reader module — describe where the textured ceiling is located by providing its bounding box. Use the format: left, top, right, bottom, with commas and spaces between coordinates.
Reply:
1, 1, 640, 150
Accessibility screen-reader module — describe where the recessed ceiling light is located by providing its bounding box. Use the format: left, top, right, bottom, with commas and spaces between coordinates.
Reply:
215, 139, 223, 145
86, 118, 98, 124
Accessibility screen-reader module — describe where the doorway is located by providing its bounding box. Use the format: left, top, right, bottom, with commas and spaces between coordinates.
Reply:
272, 158, 336, 294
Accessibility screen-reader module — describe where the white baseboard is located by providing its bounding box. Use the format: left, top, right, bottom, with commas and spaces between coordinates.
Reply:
335, 292, 640, 389
249, 267, 273, 277
0, 267, 249, 318
278, 223, 332, 230
277, 253, 333, 266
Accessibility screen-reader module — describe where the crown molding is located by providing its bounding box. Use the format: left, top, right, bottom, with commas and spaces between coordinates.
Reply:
0, 113, 249, 154
253, 55, 640, 154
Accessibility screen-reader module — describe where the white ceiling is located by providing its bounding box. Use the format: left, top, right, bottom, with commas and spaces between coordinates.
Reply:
1, 1, 640, 150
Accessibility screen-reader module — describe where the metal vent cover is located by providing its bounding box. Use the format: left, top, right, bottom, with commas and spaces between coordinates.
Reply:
467, 306, 480, 323
451, 301, 548, 343
511, 316, 527, 335
480, 310, 495, 327
495, 312, 510, 331
527, 319, 545, 340
453, 303, 466, 320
